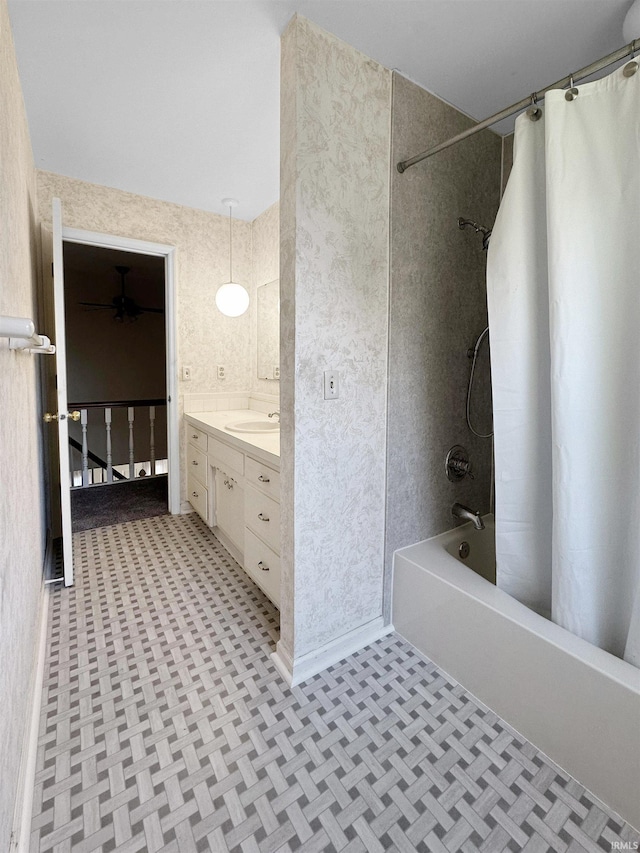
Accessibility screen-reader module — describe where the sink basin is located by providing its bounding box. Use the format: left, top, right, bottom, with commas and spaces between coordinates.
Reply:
225, 420, 280, 434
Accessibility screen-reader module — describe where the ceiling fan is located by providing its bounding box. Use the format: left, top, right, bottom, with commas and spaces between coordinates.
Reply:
79, 265, 164, 322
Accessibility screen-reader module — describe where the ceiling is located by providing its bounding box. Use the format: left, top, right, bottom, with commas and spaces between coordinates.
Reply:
8, 1, 634, 221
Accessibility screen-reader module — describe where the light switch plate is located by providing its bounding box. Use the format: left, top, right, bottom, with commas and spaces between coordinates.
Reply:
324, 370, 340, 400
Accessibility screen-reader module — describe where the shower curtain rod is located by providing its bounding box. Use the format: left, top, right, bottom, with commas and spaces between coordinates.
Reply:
397, 37, 640, 173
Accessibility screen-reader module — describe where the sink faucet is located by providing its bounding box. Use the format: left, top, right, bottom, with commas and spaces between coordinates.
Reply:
268, 411, 280, 421
452, 502, 485, 530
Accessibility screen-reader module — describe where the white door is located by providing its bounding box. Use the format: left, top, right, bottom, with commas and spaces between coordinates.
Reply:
51, 198, 74, 586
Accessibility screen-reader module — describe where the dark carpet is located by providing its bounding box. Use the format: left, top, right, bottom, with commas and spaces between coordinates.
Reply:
71, 475, 168, 532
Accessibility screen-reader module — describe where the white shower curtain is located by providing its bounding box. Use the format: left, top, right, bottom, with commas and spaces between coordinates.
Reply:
487, 61, 640, 667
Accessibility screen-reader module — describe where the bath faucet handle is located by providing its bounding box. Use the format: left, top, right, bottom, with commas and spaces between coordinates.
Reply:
445, 445, 474, 481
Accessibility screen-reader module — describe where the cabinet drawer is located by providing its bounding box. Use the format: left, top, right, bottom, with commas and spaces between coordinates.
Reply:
187, 443, 207, 487
187, 472, 208, 521
208, 435, 244, 478
244, 527, 280, 607
215, 469, 244, 553
245, 486, 280, 553
187, 424, 207, 450
245, 456, 280, 501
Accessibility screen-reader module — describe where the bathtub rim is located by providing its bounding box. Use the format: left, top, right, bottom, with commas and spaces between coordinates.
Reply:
394, 518, 640, 694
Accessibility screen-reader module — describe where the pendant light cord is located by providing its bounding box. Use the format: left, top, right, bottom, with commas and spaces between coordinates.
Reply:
229, 204, 233, 282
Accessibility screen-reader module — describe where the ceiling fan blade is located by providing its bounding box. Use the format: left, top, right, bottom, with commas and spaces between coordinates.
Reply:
79, 302, 114, 308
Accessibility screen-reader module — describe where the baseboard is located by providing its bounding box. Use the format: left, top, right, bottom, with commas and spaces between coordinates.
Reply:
272, 617, 394, 687
10, 584, 49, 853
211, 526, 243, 567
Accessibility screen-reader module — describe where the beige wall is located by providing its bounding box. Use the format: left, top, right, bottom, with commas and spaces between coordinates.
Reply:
37, 173, 279, 502
279, 17, 391, 665
0, 0, 45, 844
384, 73, 503, 615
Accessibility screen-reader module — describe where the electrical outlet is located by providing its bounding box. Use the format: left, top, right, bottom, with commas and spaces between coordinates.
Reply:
323, 370, 340, 400
273, 365, 280, 379
217, 365, 226, 380
182, 366, 192, 381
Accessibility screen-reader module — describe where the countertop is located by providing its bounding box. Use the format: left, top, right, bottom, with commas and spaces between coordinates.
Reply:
185, 409, 280, 469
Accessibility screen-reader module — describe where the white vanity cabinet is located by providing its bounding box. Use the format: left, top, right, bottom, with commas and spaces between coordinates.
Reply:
243, 458, 281, 607
186, 427, 208, 522
184, 412, 281, 608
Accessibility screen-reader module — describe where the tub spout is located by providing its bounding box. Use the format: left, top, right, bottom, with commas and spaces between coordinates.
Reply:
452, 502, 485, 530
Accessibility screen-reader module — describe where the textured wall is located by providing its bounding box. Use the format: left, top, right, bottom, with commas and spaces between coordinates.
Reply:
251, 201, 280, 396
280, 17, 391, 660
0, 0, 45, 844
37, 172, 254, 503
384, 73, 502, 616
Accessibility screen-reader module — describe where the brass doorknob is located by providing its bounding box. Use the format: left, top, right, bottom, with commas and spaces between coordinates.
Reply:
43, 411, 81, 423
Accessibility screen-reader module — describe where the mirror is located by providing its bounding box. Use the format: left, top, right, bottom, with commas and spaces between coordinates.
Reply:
257, 279, 280, 379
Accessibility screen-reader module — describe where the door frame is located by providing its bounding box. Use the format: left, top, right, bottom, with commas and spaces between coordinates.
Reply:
61, 226, 180, 514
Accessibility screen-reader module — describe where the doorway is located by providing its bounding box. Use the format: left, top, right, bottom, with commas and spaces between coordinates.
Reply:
44, 220, 179, 583
64, 243, 168, 531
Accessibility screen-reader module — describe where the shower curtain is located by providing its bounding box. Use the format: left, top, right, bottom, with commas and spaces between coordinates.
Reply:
487, 61, 640, 667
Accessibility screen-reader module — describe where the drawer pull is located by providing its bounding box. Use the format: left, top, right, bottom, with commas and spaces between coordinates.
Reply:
257, 474, 270, 483
192, 433, 199, 439
224, 478, 234, 490
258, 560, 270, 572
257, 512, 270, 522
191, 460, 198, 466
192, 490, 199, 498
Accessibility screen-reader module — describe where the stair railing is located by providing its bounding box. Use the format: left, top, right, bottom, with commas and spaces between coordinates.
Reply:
68, 399, 166, 487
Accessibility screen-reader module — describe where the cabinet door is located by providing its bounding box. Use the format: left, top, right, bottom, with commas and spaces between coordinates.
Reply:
214, 469, 244, 553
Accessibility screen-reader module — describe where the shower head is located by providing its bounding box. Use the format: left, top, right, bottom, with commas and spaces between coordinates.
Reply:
458, 217, 492, 250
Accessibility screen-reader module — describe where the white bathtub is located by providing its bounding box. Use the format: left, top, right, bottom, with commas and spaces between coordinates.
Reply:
393, 517, 640, 829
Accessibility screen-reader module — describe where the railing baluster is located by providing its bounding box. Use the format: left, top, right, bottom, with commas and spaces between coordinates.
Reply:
128, 406, 135, 479
149, 405, 156, 476
105, 407, 113, 483
81, 409, 89, 486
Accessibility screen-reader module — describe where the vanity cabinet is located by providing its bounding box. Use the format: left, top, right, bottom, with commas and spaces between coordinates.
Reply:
243, 457, 281, 606
185, 413, 281, 608
187, 428, 208, 522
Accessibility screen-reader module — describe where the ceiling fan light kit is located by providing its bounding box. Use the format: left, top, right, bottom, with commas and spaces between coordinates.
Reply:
216, 198, 249, 317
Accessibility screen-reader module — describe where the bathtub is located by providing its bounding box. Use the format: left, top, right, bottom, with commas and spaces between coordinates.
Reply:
393, 517, 640, 829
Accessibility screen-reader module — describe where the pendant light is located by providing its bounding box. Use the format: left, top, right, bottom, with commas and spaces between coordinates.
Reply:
216, 198, 249, 317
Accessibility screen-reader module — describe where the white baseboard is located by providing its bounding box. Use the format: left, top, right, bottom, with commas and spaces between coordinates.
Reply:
272, 617, 394, 687
211, 527, 243, 567
10, 585, 49, 853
